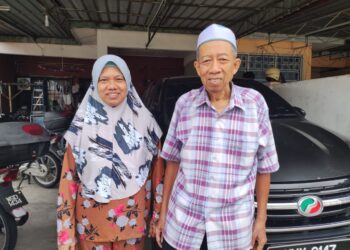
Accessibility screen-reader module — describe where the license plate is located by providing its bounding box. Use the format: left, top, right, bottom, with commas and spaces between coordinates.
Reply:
0, 191, 28, 211
267, 239, 350, 250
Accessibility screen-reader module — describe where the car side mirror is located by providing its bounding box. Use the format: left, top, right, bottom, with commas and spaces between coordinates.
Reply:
293, 106, 306, 117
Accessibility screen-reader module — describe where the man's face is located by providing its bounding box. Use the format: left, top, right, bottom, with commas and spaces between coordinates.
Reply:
194, 40, 241, 95
97, 67, 128, 107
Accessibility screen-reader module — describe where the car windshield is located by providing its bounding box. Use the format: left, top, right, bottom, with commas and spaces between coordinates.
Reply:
162, 77, 298, 121
234, 79, 298, 118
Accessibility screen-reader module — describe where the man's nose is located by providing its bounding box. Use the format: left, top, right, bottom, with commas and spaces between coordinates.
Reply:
209, 59, 221, 73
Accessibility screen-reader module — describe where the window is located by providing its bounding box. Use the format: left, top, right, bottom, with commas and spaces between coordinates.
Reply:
237, 54, 302, 83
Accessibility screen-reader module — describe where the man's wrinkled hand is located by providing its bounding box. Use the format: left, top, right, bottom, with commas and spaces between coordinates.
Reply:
251, 220, 267, 250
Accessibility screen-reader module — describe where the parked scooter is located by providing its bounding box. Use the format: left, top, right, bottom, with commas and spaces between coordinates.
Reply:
11, 110, 72, 189
19, 130, 65, 188
25, 111, 74, 188
0, 122, 50, 250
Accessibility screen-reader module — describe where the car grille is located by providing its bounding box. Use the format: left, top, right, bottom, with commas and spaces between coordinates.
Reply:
264, 179, 350, 233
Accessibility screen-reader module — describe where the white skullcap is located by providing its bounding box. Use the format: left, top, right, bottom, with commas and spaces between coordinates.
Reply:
197, 24, 237, 49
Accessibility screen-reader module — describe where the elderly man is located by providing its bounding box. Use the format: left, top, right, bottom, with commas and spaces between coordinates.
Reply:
156, 24, 279, 250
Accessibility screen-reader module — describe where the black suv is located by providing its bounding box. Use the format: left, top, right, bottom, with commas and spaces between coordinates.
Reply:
142, 76, 350, 250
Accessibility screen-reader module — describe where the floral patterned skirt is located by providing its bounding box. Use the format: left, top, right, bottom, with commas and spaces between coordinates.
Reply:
75, 182, 151, 242
77, 237, 144, 250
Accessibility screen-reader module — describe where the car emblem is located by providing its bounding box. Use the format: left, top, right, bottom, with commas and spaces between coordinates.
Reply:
297, 195, 324, 217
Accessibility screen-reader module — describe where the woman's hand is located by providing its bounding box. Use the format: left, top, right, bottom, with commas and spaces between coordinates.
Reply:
155, 215, 166, 248
58, 244, 76, 250
149, 218, 156, 238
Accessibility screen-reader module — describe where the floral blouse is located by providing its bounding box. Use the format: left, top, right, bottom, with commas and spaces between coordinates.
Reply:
57, 145, 164, 246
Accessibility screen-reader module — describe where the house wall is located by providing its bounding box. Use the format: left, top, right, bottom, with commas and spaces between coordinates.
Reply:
273, 74, 350, 141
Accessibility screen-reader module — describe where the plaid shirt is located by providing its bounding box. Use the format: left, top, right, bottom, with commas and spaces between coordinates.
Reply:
160, 83, 279, 250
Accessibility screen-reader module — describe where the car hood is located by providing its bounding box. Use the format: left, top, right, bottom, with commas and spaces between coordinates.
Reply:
271, 118, 350, 183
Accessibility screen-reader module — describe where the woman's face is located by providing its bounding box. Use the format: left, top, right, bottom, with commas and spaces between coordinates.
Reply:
97, 66, 128, 107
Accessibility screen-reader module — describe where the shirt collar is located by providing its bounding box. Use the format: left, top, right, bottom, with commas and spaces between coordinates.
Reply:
195, 82, 245, 111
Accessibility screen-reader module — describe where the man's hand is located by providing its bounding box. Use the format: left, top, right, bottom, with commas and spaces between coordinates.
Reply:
251, 219, 267, 250
253, 173, 270, 249
155, 215, 166, 248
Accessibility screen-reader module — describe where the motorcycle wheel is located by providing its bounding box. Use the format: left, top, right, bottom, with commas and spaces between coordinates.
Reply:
33, 152, 61, 188
0, 206, 17, 250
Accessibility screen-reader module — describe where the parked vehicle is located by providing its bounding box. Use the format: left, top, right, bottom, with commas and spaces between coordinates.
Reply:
27, 130, 65, 188
0, 122, 50, 250
20, 111, 71, 188
142, 76, 350, 250
1, 111, 72, 189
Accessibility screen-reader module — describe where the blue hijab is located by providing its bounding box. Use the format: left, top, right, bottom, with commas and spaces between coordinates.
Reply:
65, 55, 162, 202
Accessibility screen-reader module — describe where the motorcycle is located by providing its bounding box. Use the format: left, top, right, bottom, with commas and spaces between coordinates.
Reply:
0, 122, 50, 250
0, 165, 28, 250
19, 130, 65, 188
14, 111, 72, 189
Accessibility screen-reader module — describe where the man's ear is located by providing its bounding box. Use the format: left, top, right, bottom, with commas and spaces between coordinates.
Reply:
233, 58, 241, 75
194, 60, 200, 76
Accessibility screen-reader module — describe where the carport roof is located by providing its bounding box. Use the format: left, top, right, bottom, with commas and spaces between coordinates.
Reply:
0, 0, 350, 54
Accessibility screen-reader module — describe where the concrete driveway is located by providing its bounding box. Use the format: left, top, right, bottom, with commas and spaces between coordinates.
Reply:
14, 179, 57, 250
13, 179, 154, 250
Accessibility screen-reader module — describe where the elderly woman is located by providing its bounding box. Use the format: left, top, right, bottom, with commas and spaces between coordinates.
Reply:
57, 55, 163, 250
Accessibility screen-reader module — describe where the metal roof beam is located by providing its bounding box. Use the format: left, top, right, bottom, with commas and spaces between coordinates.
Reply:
256, 20, 350, 49
167, 0, 206, 28
2, 0, 47, 36
105, 0, 112, 23
117, 0, 121, 23
184, 0, 232, 30
36, 0, 71, 38
306, 20, 350, 36
229, 0, 322, 38
70, 20, 202, 33
80, 0, 94, 21
92, 1, 102, 23
169, 2, 260, 11
126, 0, 132, 24
0, 15, 33, 38
135, 0, 145, 25
270, 7, 350, 34
0, 35, 77, 44
67, 0, 85, 20
143, 0, 156, 26
324, 11, 342, 28
146, 0, 171, 48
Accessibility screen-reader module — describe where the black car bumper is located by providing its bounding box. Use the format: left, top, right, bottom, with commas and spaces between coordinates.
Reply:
266, 225, 350, 249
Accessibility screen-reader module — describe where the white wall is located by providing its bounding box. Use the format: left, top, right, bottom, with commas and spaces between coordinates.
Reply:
273, 74, 350, 141
0, 42, 97, 59
97, 29, 197, 56
0, 29, 198, 63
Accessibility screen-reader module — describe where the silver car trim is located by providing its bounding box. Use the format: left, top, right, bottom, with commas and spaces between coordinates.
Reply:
255, 196, 350, 210
267, 220, 350, 233
269, 187, 350, 197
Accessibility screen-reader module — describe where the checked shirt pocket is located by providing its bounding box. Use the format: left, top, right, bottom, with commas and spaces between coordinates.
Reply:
231, 138, 259, 169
